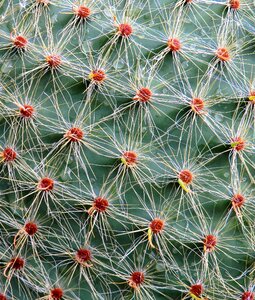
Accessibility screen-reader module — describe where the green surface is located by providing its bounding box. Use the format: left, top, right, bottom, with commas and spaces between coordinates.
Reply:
0, 0, 254, 299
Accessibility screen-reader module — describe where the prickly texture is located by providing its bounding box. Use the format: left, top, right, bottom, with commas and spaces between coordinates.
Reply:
0, 0, 254, 299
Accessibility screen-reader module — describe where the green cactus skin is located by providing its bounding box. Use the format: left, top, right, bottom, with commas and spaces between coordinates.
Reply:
0, 0, 254, 299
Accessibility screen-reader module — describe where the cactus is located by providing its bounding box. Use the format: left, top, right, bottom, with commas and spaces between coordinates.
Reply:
0, 0, 254, 299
